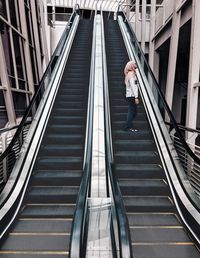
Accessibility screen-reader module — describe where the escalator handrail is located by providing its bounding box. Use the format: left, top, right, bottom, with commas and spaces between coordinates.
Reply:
101, 14, 133, 258
165, 122, 200, 135
116, 7, 200, 166
0, 4, 80, 162
69, 14, 96, 258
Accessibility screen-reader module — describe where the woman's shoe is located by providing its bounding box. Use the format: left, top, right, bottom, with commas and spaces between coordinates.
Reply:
128, 128, 138, 132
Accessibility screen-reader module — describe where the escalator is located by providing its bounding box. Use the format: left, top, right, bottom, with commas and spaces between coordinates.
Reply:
0, 19, 93, 257
104, 19, 200, 258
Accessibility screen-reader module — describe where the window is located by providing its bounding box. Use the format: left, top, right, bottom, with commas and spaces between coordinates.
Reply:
0, 90, 8, 127
8, 0, 18, 28
0, 0, 7, 20
12, 30, 25, 80
25, 4, 33, 45
12, 92, 27, 117
30, 47, 38, 85
156, 0, 164, 4
1, 24, 15, 78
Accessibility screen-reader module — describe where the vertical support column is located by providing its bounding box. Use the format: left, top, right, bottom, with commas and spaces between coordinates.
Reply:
0, 36, 16, 125
153, 51, 160, 82
141, 0, 146, 52
135, 0, 139, 39
5, 0, 19, 90
149, 0, 156, 70
39, 0, 50, 64
186, 0, 200, 134
126, 0, 130, 20
52, 1, 56, 27
18, 2, 35, 95
165, 3, 180, 111
30, 0, 42, 79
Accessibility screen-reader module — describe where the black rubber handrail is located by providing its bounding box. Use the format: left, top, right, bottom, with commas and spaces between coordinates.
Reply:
0, 4, 80, 162
117, 6, 200, 166
102, 12, 133, 258
165, 122, 200, 135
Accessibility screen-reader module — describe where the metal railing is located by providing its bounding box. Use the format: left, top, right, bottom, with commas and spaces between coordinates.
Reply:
117, 6, 200, 209
0, 4, 80, 193
168, 125, 200, 197
48, 12, 72, 23
0, 121, 31, 186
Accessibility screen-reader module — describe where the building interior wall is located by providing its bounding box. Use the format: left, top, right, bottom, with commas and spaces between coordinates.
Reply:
0, 0, 47, 129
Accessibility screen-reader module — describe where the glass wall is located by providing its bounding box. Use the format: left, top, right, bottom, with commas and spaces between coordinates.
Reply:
0, 0, 46, 127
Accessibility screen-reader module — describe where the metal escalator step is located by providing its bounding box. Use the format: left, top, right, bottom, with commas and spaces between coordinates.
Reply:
115, 164, 164, 179
20, 204, 75, 218
113, 113, 147, 120
27, 186, 79, 203
119, 179, 169, 196
63, 78, 89, 83
68, 60, 90, 65
127, 213, 180, 226
62, 67, 88, 72
110, 99, 131, 105
130, 227, 192, 243
112, 120, 149, 127
57, 95, 87, 101
51, 108, 85, 116
111, 105, 145, 112
62, 66, 88, 72
35, 157, 82, 170
44, 134, 84, 144
58, 81, 88, 86
50, 116, 85, 125
11, 219, 72, 233
61, 74, 88, 80
0, 253, 68, 258
112, 130, 152, 140
114, 140, 156, 151
54, 101, 86, 108
0, 235, 70, 251
63, 64, 89, 69
32, 170, 81, 186
115, 151, 160, 164
39, 145, 83, 156
124, 196, 174, 212
132, 243, 200, 258
44, 135, 84, 144
46, 124, 84, 134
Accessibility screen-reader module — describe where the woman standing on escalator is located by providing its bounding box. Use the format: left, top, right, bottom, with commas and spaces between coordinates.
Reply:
124, 61, 139, 132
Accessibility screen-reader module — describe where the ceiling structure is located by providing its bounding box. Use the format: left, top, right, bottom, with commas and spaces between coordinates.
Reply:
47, 0, 129, 12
